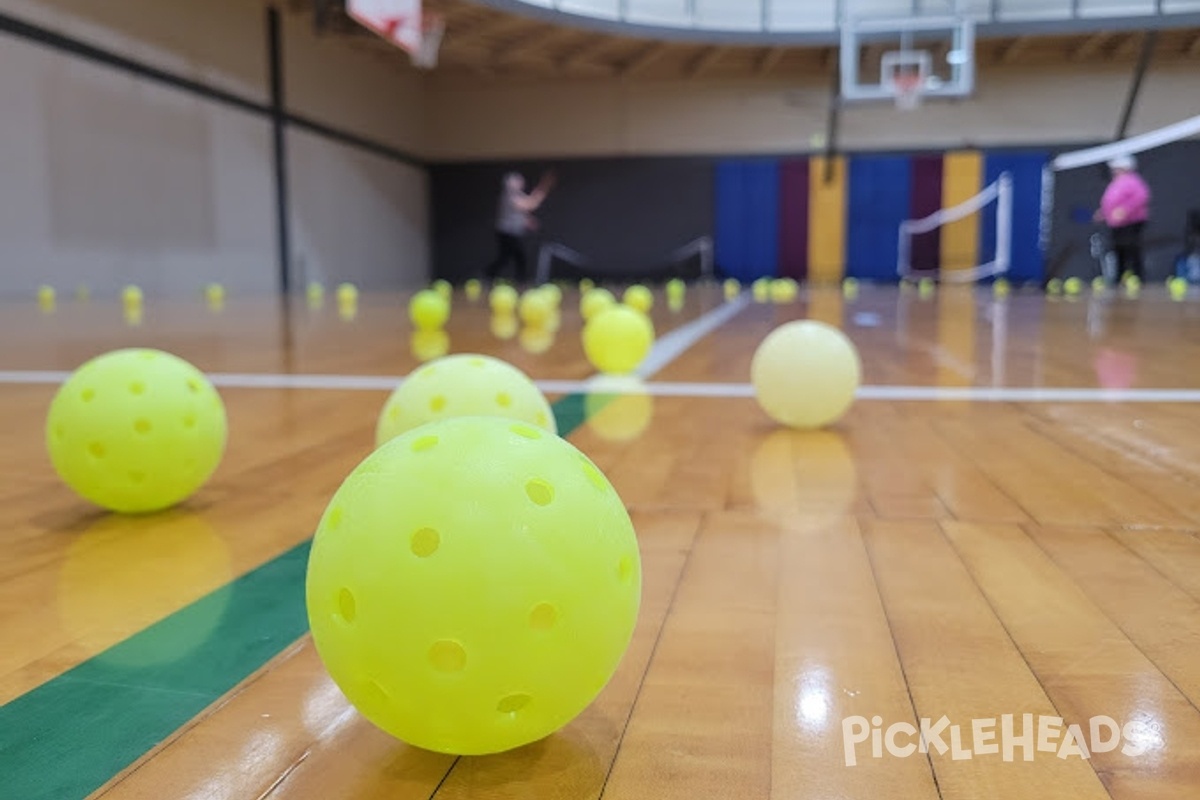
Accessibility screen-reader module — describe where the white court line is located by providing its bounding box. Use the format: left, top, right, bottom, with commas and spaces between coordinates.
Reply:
0, 295, 753, 395
857, 386, 1200, 403
635, 294, 752, 379
3, 370, 1200, 403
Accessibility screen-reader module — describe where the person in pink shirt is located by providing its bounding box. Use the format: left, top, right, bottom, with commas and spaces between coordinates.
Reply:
1094, 154, 1151, 284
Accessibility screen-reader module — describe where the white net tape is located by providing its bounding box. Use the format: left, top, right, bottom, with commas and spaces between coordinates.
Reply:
898, 172, 1013, 283
536, 243, 588, 284
894, 81, 923, 111
1051, 114, 1200, 172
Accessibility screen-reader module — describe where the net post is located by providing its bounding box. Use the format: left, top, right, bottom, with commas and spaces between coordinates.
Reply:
699, 237, 713, 279
536, 243, 553, 285
897, 220, 912, 281
1038, 162, 1055, 259
996, 172, 1014, 277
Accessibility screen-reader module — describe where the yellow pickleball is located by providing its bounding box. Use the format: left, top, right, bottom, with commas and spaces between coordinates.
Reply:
376, 354, 556, 448
38, 285, 56, 312
723, 279, 741, 301
307, 282, 325, 308
490, 285, 519, 315
582, 305, 654, 376
519, 289, 555, 328
465, 279, 483, 302
46, 349, 228, 513
751, 321, 861, 429
306, 416, 642, 755
770, 278, 798, 303
433, 279, 452, 299
580, 288, 616, 321
623, 285, 653, 314
410, 290, 450, 331
122, 285, 143, 309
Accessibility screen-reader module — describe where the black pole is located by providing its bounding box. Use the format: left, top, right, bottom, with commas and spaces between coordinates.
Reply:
1116, 30, 1158, 141
267, 6, 292, 296
823, 54, 842, 185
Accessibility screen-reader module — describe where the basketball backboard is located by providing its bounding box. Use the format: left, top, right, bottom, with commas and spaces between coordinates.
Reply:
840, 0, 976, 107
346, 0, 444, 69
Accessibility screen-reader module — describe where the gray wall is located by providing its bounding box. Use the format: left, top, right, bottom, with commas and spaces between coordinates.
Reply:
430, 157, 714, 283
0, 0, 429, 301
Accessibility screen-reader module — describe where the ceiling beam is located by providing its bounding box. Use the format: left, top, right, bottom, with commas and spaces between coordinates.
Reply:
998, 36, 1030, 64
1114, 32, 1143, 58
1072, 32, 1114, 60
621, 43, 668, 77
756, 47, 786, 76
556, 34, 616, 71
488, 26, 555, 68
688, 46, 725, 78
453, 13, 528, 42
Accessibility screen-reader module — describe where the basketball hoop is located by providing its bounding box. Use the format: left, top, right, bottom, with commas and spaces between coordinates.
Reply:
347, 0, 444, 70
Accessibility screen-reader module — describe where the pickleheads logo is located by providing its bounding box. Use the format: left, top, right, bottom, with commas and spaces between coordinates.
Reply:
842, 715, 1150, 766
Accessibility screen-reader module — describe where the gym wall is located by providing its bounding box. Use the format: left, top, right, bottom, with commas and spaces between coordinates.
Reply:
430, 148, 1052, 285
426, 59, 1198, 285
280, 9, 428, 292
434, 139, 1200, 286
0, 0, 428, 300
424, 61, 1200, 160
430, 158, 714, 284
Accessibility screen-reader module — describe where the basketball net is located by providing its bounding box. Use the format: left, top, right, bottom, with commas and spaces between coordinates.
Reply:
409, 13, 445, 70
893, 73, 923, 111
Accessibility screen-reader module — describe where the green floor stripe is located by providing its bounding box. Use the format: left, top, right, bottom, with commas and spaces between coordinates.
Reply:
0, 396, 588, 800
551, 392, 587, 434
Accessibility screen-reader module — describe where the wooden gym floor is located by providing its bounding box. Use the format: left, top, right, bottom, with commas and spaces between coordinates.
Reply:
4, 283, 1200, 799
